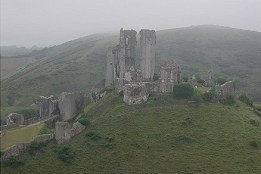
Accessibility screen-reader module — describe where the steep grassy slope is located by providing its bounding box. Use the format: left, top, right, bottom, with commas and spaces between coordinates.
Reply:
1, 25, 261, 108
2, 93, 261, 174
1, 34, 117, 106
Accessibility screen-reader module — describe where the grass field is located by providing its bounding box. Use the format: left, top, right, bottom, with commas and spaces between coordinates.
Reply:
1, 123, 44, 150
2, 93, 261, 174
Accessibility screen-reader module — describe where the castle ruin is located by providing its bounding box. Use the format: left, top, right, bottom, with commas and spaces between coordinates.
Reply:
105, 28, 181, 104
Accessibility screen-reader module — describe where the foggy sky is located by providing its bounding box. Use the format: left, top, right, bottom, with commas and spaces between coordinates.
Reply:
1, 0, 261, 47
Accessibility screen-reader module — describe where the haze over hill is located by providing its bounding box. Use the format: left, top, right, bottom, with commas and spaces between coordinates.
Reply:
1, 25, 261, 108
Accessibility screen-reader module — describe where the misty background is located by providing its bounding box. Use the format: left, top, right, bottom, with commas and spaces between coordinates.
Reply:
1, 0, 261, 47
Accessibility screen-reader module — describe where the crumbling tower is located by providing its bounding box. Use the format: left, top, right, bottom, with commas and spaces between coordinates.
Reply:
140, 29, 156, 81
119, 28, 137, 80
105, 47, 115, 87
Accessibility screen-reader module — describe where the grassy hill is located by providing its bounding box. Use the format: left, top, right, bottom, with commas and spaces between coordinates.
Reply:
1, 25, 261, 108
2, 92, 261, 173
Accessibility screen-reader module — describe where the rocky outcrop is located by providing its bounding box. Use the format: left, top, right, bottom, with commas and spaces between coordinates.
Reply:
58, 92, 84, 121
123, 83, 149, 104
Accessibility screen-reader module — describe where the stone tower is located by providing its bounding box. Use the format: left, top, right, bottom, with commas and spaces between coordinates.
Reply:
140, 29, 156, 81
105, 47, 115, 87
119, 28, 137, 79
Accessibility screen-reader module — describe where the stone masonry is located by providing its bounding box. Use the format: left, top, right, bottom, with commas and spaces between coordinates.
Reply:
123, 83, 149, 104
58, 92, 84, 121
55, 122, 72, 144
6, 113, 24, 125
215, 81, 235, 98
160, 60, 181, 93
55, 121, 86, 144
39, 95, 59, 118
140, 29, 156, 81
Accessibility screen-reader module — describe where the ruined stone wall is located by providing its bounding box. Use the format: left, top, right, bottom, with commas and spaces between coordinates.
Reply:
105, 47, 115, 87
55, 121, 86, 144
1, 143, 29, 161
71, 122, 86, 137
123, 83, 149, 104
39, 95, 59, 118
160, 60, 181, 93
140, 30, 156, 81
215, 81, 235, 98
58, 92, 84, 121
6, 113, 24, 125
33, 134, 54, 143
55, 122, 71, 144
1, 134, 54, 161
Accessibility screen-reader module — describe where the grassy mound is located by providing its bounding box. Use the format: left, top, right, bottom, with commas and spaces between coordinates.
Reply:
2, 92, 261, 173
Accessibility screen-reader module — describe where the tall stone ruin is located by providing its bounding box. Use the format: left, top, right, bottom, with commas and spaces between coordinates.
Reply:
39, 95, 59, 118
58, 92, 84, 121
105, 28, 137, 90
38, 92, 84, 121
160, 60, 181, 93
140, 29, 156, 81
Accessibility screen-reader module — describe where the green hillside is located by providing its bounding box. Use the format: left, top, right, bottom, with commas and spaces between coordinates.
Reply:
2, 92, 261, 173
1, 25, 261, 108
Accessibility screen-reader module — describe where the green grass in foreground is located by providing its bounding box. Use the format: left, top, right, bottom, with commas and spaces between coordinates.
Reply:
1, 123, 44, 150
2, 93, 261, 173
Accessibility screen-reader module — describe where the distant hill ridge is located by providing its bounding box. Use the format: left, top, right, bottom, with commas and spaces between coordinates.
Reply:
1, 25, 261, 107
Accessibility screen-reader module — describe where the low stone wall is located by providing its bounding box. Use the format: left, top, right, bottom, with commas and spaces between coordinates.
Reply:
55, 121, 86, 144
1, 143, 29, 161
1, 124, 19, 130
71, 122, 86, 137
33, 134, 54, 143
123, 83, 149, 104
1, 134, 54, 161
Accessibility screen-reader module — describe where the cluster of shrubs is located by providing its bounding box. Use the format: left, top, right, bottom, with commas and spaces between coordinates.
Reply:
3, 156, 24, 168
172, 83, 217, 103
78, 118, 91, 127
16, 108, 40, 120
57, 146, 75, 163
28, 141, 47, 155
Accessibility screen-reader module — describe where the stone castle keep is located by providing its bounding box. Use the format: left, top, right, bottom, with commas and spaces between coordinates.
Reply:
105, 28, 181, 104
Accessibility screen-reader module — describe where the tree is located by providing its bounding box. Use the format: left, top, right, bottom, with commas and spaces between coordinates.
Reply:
173, 83, 194, 99
239, 93, 253, 107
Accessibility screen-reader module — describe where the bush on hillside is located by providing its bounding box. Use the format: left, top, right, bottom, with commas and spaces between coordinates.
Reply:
215, 76, 227, 85
220, 93, 235, 105
86, 132, 102, 141
191, 90, 202, 103
182, 76, 188, 82
173, 83, 194, 99
239, 93, 253, 107
249, 140, 259, 149
28, 141, 46, 155
202, 87, 215, 102
3, 156, 24, 168
16, 108, 39, 119
78, 118, 91, 127
57, 146, 75, 163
